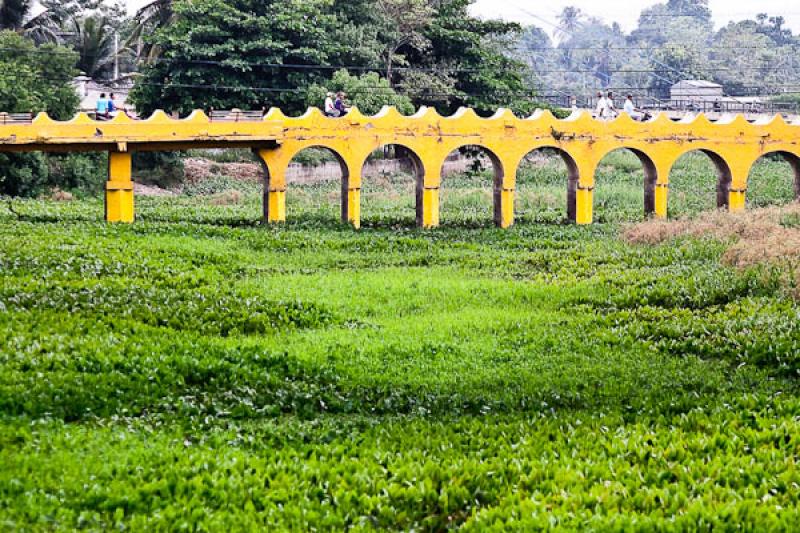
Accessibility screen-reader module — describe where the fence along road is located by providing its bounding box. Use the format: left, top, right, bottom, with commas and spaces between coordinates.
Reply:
1, 106, 799, 228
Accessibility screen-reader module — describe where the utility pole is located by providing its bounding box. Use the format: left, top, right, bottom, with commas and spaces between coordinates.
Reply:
114, 31, 119, 81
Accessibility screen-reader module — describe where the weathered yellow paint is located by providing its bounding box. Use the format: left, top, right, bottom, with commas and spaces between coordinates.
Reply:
421, 188, 440, 228
575, 187, 594, 225
499, 189, 514, 228
346, 188, 361, 229
729, 189, 747, 212
267, 190, 286, 223
2, 108, 800, 228
654, 184, 669, 218
106, 152, 134, 223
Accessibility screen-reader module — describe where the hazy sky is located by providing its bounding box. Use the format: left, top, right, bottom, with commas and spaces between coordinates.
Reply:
122, 0, 800, 34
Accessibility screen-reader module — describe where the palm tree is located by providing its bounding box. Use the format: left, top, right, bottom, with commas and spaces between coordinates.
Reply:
125, 0, 174, 61
556, 6, 583, 43
1, 0, 81, 44
69, 14, 116, 80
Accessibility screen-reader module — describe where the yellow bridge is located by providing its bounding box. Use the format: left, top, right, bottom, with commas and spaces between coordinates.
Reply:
2, 107, 799, 228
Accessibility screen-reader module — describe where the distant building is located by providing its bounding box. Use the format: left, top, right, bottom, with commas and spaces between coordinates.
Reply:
670, 80, 723, 106
72, 75, 134, 114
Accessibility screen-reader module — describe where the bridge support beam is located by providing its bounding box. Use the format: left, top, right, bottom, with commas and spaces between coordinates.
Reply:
105, 152, 134, 223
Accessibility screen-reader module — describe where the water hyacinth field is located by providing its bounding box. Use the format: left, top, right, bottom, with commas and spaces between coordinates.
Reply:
1, 151, 800, 530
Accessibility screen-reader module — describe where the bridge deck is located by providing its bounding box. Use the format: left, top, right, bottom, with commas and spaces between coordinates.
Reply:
0, 110, 283, 152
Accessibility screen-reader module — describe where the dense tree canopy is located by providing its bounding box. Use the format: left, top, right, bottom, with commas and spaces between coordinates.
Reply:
130, 0, 536, 116
0, 30, 79, 197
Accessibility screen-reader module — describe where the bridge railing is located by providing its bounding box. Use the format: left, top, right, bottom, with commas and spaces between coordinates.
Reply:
209, 109, 265, 122
0, 112, 33, 125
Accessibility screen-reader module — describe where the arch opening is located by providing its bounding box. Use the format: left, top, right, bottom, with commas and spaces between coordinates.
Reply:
439, 145, 504, 227
279, 146, 348, 224
515, 147, 578, 224
593, 148, 657, 223
746, 151, 800, 209
358, 144, 424, 228
667, 150, 732, 218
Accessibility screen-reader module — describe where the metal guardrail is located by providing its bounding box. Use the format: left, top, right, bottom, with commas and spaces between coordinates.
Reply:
0, 113, 33, 125
209, 109, 265, 122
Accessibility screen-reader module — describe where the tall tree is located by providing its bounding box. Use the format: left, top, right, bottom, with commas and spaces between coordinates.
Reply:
125, 0, 173, 61
68, 14, 116, 80
377, 0, 434, 83
130, 0, 343, 115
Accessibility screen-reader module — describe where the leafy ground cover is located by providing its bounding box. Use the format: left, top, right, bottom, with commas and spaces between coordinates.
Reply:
1, 152, 799, 530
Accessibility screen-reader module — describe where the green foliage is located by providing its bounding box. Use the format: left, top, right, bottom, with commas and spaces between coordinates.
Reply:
0, 31, 79, 119
130, 0, 539, 116
133, 152, 185, 188
130, 0, 344, 116
47, 153, 108, 196
0, 153, 49, 197
306, 69, 415, 115
0, 31, 80, 197
3, 97, 800, 531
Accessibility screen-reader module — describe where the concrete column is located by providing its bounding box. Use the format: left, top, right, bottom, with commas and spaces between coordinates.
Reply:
417, 186, 440, 228
256, 149, 287, 223
340, 159, 360, 229
496, 188, 515, 229
574, 185, 594, 225
342, 184, 361, 229
105, 151, 134, 223
728, 187, 747, 212
654, 183, 669, 218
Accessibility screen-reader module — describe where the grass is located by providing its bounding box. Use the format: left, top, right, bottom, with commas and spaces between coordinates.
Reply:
1, 152, 800, 530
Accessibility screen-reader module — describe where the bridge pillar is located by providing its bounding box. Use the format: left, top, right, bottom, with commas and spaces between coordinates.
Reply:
341, 161, 361, 229
417, 186, 440, 228
728, 187, 747, 212
496, 188, 514, 228
728, 162, 750, 213
256, 149, 287, 223
105, 152, 134, 223
575, 185, 593, 225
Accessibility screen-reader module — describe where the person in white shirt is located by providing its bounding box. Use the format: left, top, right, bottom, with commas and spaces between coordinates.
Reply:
324, 92, 339, 117
623, 94, 641, 120
605, 91, 618, 119
594, 91, 607, 119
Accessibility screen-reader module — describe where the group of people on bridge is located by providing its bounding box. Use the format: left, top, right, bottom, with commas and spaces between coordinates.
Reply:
324, 92, 350, 117
591, 91, 649, 121
95, 93, 123, 120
